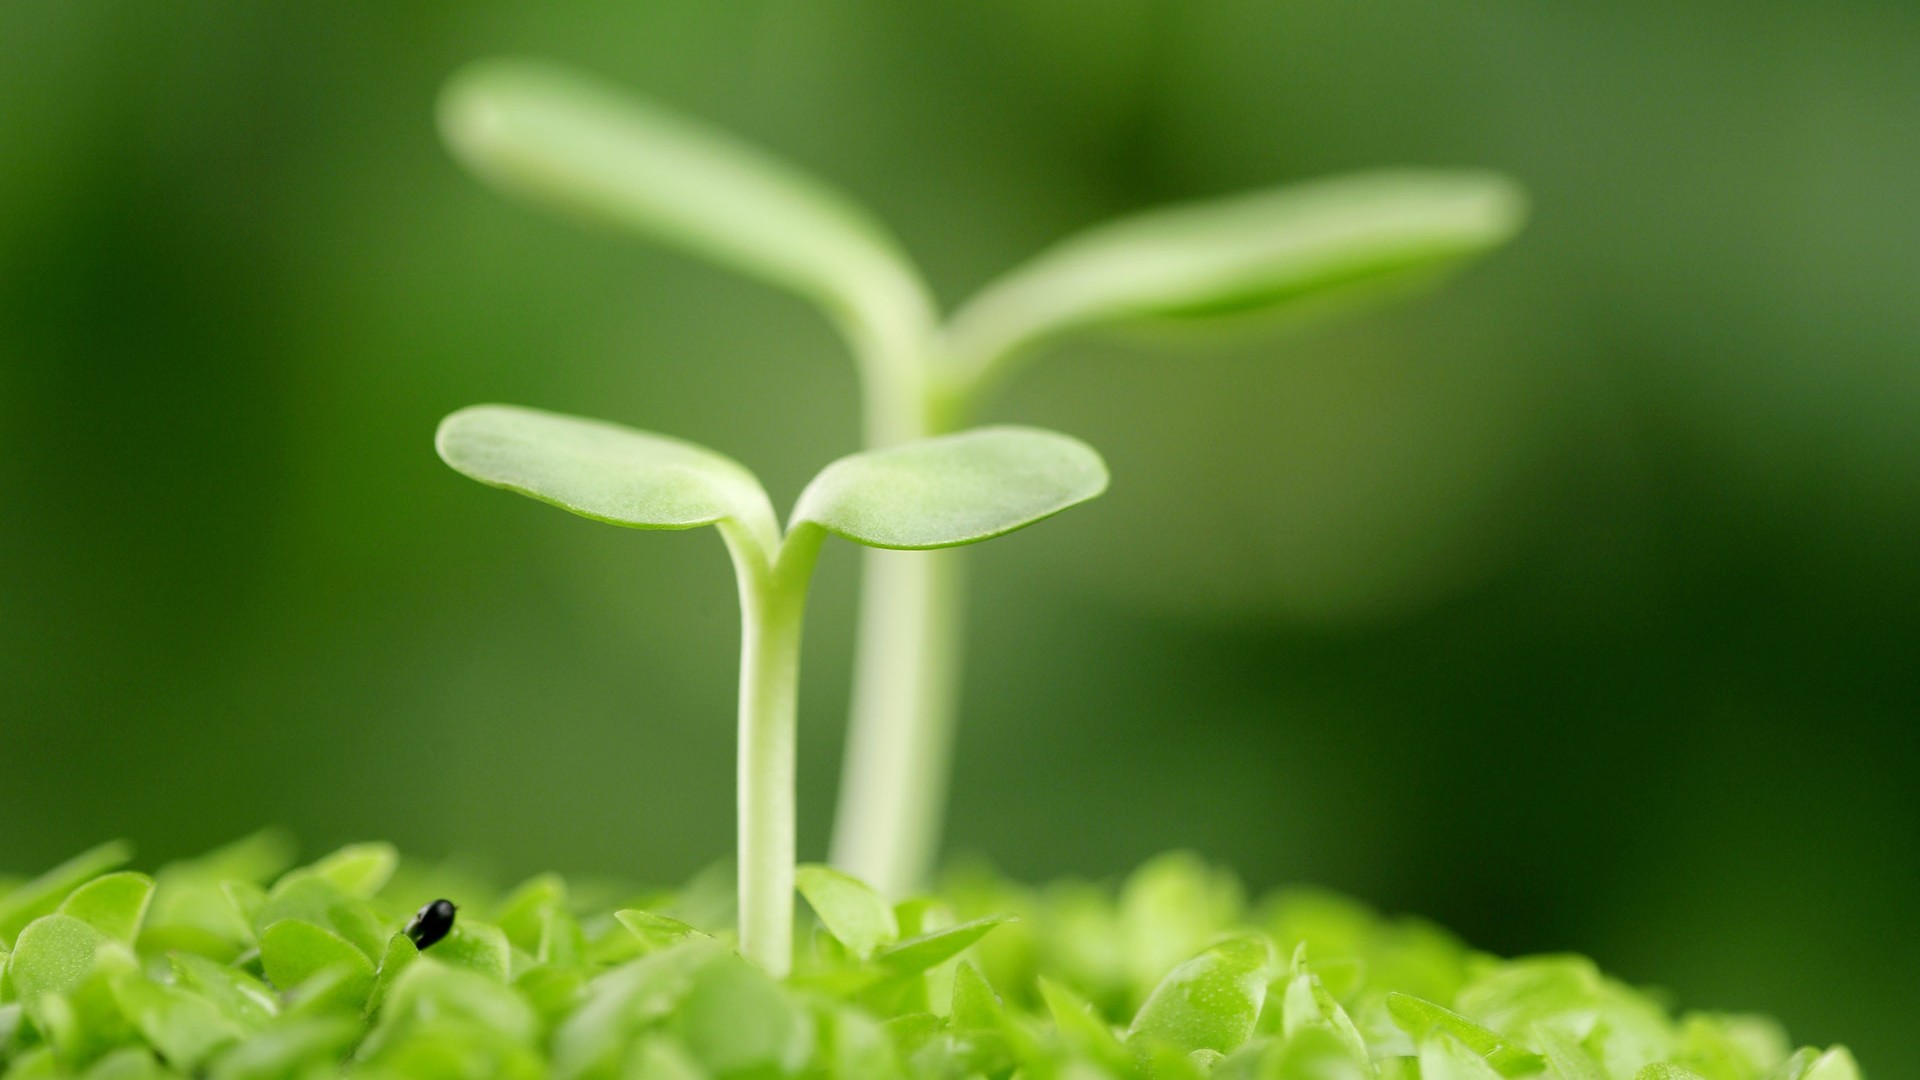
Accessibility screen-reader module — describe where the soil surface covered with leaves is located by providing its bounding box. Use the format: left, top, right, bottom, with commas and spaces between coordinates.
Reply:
0, 838, 1860, 1079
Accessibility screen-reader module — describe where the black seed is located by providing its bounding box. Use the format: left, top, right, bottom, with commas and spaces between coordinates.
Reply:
405, 898, 457, 950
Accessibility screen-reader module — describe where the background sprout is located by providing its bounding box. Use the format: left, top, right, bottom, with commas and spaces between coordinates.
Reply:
436, 405, 1106, 974
439, 58, 1526, 896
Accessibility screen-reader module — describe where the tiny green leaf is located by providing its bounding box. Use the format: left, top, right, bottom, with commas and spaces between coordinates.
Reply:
431, 921, 512, 982
437, 405, 778, 549
111, 974, 244, 1070
946, 169, 1526, 376
873, 915, 1014, 977
796, 865, 898, 960
8, 914, 120, 1004
207, 1016, 360, 1080
0, 841, 133, 946
1127, 934, 1273, 1058
1533, 1027, 1606, 1080
1635, 1066, 1710, 1080
56, 872, 154, 944
1387, 992, 1545, 1076
308, 843, 398, 899
259, 921, 376, 1008
614, 909, 713, 950
792, 427, 1108, 550
439, 59, 932, 352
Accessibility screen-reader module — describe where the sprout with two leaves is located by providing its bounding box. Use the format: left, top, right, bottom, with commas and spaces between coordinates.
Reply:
440, 60, 1528, 896
436, 405, 1106, 976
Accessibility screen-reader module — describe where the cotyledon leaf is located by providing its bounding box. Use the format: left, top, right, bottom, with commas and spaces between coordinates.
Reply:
795, 865, 898, 961
56, 872, 154, 944
437, 405, 779, 550
790, 426, 1108, 550
439, 59, 933, 351
0, 841, 133, 946
1127, 934, 1274, 1058
945, 169, 1527, 378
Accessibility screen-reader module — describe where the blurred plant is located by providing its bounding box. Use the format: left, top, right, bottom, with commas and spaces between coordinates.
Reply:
435, 406, 1104, 974
438, 59, 1527, 896
0, 839, 1863, 1078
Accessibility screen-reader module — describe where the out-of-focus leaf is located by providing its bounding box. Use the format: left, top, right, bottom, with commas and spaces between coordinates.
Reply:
670, 952, 809, 1077
111, 974, 244, 1070
308, 844, 398, 900
0, 842, 133, 946
945, 170, 1527, 378
439, 59, 932, 354
1388, 993, 1544, 1076
207, 1017, 359, 1080
259, 921, 375, 1011
169, 953, 278, 1030
792, 427, 1107, 550
56, 873, 153, 944
874, 915, 1015, 977
431, 922, 512, 982
796, 865, 898, 960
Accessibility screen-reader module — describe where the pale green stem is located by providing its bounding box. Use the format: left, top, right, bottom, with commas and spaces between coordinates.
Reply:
831, 547, 967, 896
829, 338, 981, 896
723, 522, 823, 977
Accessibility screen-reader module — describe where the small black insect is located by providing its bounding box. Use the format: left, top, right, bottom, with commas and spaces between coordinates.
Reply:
405, 898, 457, 950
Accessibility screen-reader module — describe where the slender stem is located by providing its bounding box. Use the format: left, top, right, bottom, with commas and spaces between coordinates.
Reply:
723, 523, 822, 977
829, 337, 981, 896
830, 546, 966, 896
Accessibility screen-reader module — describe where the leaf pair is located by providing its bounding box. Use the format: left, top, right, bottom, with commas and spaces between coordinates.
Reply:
435, 406, 1108, 561
439, 59, 1526, 398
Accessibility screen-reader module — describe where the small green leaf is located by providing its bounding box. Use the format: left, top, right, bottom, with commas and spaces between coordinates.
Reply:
614, 910, 713, 950
874, 915, 1014, 977
1533, 1027, 1606, 1080
308, 843, 398, 899
493, 874, 568, 954
259, 921, 375, 1009
169, 953, 278, 1030
796, 865, 898, 961
111, 974, 244, 1070
56, 872, 154, 944
670, 952, 808, 1077
1387, 993, 1544, 1076
439, 59, 933, 355
946, 169, 1527, 374
431, 921, 512, 982
8, 914, 120, 1004
1421, 1035, 1508, 1080
1802, 1047, 1864, 1080
1039, 977, 1131, 1074
1635, 1066, 1710, 1080
1127, 934, 1273, 1058
207, 1016, 359, 1080
792, 427, 1108, 550
365, 933, 420, 1017
0, 842, 133, 947
437, 405, 777, 548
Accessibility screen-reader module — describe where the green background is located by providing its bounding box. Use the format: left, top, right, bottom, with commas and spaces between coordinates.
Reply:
4, 1, 1916, 1069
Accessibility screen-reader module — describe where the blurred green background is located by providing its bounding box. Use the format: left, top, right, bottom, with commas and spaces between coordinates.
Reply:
4, 0, 1916, 1068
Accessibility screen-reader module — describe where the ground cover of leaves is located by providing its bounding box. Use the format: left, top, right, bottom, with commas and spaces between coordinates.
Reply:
0, 837, 1860, 1079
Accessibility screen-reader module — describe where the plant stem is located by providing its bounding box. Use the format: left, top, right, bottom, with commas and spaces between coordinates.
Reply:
724, 523, 822, 977
830, 351, 978, 896
830, 546, 966, 896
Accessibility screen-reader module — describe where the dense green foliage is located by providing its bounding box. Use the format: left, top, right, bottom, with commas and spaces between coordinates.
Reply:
0, 839, 1860, 1079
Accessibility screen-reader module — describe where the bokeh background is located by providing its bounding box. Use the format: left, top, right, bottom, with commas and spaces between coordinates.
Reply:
4, 0, 1916, 1068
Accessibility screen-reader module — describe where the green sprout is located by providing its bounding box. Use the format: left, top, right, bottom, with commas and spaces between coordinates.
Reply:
438, 59, 1529, 896
435, 405, 1106, 974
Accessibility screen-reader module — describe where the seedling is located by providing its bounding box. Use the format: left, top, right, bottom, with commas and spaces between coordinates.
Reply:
435, 405, 1106, 974
439, 59, 1529, 896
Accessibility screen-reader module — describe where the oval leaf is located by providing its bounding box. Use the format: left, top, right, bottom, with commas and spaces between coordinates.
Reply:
795, 865, 898, 961
440, 59, 932, 349
437, 405, 777, 547
791, 426, 1107, 550
8, 914, 116, 1004
0, 841, 133, 947
1127, 934, 1274, 1058
56, 872, 154, 944
946, 169, 1526, 374
308, 842, 398, 899
1387, 992, 1545, 1076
